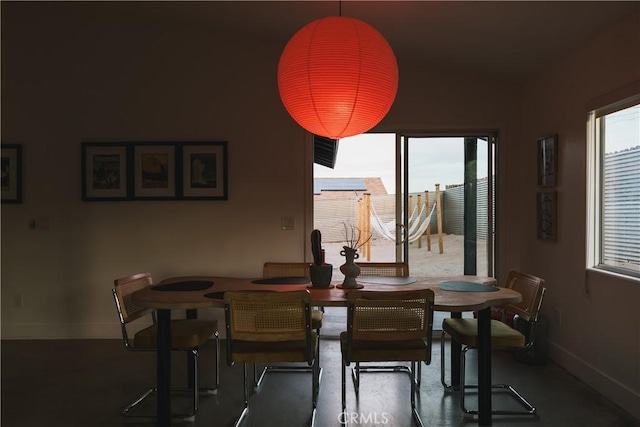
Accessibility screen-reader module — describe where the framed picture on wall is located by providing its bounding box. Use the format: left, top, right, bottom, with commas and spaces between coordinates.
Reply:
537, 135, 557, 187
81, 143, 130, 201
537, 191, 557, 240
1, 144, 23, 203
181, 142, 228, 200
133, 143, 177, 199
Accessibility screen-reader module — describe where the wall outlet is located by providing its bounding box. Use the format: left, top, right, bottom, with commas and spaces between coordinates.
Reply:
35, 217, 49, 230
28, 218, 50, 230
555, 307, 562, 326
13, 294, 23, 308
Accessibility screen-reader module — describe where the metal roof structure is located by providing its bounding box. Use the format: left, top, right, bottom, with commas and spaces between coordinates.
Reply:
313, 178, 367, 195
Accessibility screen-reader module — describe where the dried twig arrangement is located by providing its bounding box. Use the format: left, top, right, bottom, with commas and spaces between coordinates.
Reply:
342, 223, 372, 250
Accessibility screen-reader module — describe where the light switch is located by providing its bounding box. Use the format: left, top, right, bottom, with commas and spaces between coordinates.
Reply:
28, 218, 49, 230
281, 216, 295, 230
35, 217, 49, 230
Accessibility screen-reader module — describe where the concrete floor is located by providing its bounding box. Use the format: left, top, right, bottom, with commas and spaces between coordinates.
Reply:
2, 311, 638, 427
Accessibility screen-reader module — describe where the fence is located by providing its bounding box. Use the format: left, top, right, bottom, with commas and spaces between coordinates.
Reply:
314, 181, 492, 243
603, 147, 640, 270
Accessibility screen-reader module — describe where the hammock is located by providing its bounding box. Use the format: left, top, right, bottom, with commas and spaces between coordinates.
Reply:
369, 200, 437, 243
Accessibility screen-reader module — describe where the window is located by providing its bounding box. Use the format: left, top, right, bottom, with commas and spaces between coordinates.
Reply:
587, 96, 640, 278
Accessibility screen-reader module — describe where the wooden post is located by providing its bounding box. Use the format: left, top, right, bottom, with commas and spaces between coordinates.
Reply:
417, 193, 423, 248
364, 193, 371, 261
408, 194, 413, 228
357, 196, 365, 258
436, 184, 444, 254
425, 191, 431, 251
408, 194, 413, 246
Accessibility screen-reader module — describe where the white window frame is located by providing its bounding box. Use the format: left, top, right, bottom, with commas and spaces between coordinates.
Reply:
586, 93, 640, 279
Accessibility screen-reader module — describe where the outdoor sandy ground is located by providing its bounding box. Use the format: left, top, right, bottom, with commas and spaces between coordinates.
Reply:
322, 233, 488, 280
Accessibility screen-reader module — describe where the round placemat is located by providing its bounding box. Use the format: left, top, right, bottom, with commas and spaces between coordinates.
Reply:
204, 292, 226, 300
439, 281, 498, 292
358, 277, 417, 285
251, 277, 310, 285
151, 280, 213, 292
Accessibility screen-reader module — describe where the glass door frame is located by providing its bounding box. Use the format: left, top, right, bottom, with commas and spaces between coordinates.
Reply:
395, 131, 497, 278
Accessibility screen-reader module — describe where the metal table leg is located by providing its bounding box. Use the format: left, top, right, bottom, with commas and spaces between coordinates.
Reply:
450, 311, 462, 388
186, 309, 197, 389
157, 309, 172, 427
477, 307, 492, 426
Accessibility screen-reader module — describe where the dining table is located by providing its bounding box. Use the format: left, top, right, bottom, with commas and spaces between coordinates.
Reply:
132, 274, 521, 427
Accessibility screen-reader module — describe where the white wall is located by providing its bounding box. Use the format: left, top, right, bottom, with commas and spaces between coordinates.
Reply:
1, 1, 638, 419
1, 3, 313, 339
0, 1, 521, 340
519, 9, 640, 418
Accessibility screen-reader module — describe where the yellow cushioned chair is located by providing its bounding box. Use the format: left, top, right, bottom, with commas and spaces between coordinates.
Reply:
357, 262, 410, 277
440, 270, 546, 417
341, 289, 434, 427
112, 272, 220, 421
224, 290, 320, 427
257, 262, 325, 387
347, 262, 423, 386
262, 262, 324, 332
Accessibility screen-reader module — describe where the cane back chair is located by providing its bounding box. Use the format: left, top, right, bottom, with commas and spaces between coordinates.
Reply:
112, 272, 220, 421
341, 289, 434, 427
348, 262, 424, 386
440, 270, 546, 416
357, 262, 410, 278
224, 290, 320, 427
258, 262, 325, 386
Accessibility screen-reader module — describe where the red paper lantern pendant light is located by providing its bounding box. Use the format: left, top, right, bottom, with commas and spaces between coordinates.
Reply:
278, 16, 398, 139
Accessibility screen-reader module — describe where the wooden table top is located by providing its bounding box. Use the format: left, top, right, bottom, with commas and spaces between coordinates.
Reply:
132, 275, 521, 312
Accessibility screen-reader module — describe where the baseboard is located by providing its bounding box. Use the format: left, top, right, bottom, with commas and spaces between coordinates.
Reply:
1, 322, 126, 339
1, 318, 228, 339
1, 308, 228, 339
549, 341, 640, 420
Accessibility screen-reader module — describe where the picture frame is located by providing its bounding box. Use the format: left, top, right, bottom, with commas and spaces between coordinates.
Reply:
1, 144, 23, 203
537, 135, 557, 187
181, 142, 228, 200
133, 143, 177, 199
81, 143, 130, 201
537, 191, 557, 240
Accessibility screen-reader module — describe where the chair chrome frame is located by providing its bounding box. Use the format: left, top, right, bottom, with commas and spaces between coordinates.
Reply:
258, 262, 324, 389
112, 273, 220, 421
341, 289, 434, 427
440, 270, 546, 417
225, 290, 320, 427
348, 262, 423, 388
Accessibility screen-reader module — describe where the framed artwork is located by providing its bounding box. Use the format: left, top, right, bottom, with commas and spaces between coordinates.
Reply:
537, 135, 557, 187
133, 143, 177, 199
537, 191, 557, 240
81, 143, 129, 201
1, 144, 23, 203
181, 142, 228, 200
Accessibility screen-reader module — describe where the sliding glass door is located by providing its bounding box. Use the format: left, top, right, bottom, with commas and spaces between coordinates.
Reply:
313, 131, 496, 279
397, 133, 496, 278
